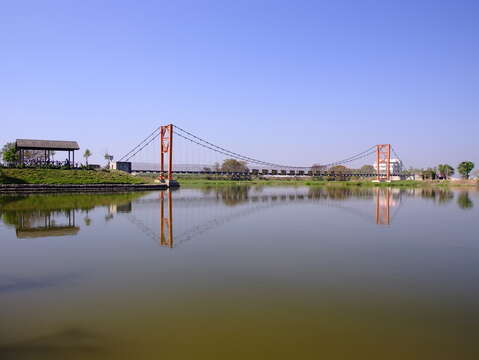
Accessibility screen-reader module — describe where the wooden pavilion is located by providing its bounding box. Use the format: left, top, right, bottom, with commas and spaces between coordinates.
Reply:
15, 139, 80, 166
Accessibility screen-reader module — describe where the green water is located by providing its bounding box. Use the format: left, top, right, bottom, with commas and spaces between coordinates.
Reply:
0, 186, 478, 359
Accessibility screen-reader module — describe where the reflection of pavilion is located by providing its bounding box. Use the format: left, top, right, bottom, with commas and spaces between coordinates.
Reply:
15, 210, 79, 239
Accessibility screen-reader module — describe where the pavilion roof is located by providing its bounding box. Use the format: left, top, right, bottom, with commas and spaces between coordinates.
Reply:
16, 139, 80, 151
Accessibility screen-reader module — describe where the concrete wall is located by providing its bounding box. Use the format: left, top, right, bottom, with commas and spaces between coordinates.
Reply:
112, 161, 132, 173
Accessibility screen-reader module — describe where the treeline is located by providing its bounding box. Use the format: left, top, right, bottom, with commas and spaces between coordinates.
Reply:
413, 162, 475, 180
207, 158, 476, 180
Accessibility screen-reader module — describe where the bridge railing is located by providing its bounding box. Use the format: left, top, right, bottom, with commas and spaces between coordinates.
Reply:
130, 168, 406, 178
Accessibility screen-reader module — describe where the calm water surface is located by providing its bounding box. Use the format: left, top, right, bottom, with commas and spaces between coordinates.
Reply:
0, 186, 478, 359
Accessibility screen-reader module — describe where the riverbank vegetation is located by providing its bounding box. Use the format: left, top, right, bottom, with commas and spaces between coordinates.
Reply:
0, 168, 149, 184
0, 168, 477, 187
174, 175, 477, 188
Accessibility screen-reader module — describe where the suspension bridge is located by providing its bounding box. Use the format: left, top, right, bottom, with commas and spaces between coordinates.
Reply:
114, 124, 406, 186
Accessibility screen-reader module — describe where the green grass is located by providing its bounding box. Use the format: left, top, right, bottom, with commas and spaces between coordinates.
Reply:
0, 168, 151, 184
176, 176, 424, 187
176, 176, 477, 188
1, 169, 476, 188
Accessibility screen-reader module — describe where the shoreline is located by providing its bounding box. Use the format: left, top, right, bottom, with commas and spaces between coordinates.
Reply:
0, 183, 168, 194
1, 168, 477, 190
175, 178, 478, 188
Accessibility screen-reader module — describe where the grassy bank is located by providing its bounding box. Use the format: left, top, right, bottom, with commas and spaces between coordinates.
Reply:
177, 178, 421, 187
1, 169, 476, 187
0, 168, 151, 184
176, 176, 477, 188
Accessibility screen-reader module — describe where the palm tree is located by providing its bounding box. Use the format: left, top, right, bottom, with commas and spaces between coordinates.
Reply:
437, 164, 454, 179
458, 161, 474, 179
104, 153, 113, 168
83, 149, 92, 166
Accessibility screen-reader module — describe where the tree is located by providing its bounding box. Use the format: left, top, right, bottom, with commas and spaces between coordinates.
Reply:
83, 149, 92, 166
360, 165, 375, 174
220, 159, 248, 172
457, 161, 474, 179
437, 164, 454, 179
421, 168, 436, 180
311, 163, 326, 174
24, 150, 55, 162
1, 142, 18, 163
328, 165, 350, 181
329, 165, 349, 174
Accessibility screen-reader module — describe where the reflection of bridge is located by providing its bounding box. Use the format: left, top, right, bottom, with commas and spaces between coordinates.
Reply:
125, 188, 401, 249
116, 124, 406, 183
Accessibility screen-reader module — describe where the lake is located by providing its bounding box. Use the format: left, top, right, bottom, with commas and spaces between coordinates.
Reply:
0, 186, 478, 359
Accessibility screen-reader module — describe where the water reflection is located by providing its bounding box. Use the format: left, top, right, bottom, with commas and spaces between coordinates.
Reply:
147, 187, 401, 248
160, 190, 173, 248
419, 188, 455, 204
15, 209, 78, 239
0, 193, 146, 239
0, 187, 475, 246
375, 188, 392, 225
1, 186, 478, 360
457, 191, 474, 210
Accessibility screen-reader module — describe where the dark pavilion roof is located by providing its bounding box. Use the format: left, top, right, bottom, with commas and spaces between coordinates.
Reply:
16, 226, 80, 238
16, 139, 80, 151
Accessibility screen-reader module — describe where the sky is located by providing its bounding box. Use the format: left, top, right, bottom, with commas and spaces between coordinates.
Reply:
1, 0, 478, 168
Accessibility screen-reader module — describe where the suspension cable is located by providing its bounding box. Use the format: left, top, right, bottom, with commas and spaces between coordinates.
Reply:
392, 147, 407, 173
124, 132, 160, 161
120, 123, 379, 169
119, 126, 161, 161
174, 125, 376, 169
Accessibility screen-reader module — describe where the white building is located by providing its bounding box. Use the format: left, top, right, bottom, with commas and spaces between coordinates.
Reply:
373, 158, 403, 174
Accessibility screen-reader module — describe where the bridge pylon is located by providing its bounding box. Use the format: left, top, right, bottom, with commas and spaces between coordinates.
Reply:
375, 144, 391, 182
159, 124, 179, 187
159, 124, 173, 181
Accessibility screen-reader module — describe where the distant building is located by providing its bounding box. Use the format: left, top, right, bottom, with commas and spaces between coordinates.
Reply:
373, 158, 403, 174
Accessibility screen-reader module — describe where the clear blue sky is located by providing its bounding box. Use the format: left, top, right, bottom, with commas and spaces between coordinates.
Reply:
1, 0, 478, 168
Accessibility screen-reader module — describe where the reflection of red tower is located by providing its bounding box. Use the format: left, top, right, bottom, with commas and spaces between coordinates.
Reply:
376, 144, 391, 182
160, 124, 174, 181
160, 190, 173, 247
376, 188, 391, 225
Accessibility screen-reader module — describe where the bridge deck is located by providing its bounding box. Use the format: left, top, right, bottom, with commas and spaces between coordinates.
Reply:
132, 169, 404, 177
